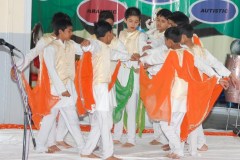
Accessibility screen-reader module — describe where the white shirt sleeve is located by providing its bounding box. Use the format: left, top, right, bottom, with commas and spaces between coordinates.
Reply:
194, 56, 221, 79
111, 40, 130, 61
111, 49, 131, 61
145, 45, 168, 55
140, 48, 168, 65
150, 36, 165, 48
43, 46, 66, 96
72, 40, 83, 56
81, 39, 101, 54
203, 49, 231, 77
138, 32, 148, 56
17, 38, 47, 71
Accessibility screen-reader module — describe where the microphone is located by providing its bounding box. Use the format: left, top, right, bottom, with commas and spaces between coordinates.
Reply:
0, 38, 21, 52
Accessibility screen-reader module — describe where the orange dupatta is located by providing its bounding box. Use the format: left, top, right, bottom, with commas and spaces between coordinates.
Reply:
140, 50, 219, 141
108, 61, 121, 91
75, 52, 95, 116
180, 35, 223, 140
140, 50, 181, 123
22, 60, 59, 129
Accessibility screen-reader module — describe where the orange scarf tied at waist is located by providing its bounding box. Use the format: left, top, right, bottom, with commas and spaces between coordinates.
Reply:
180, 35, 223, 141
22, 60, 59, 130
74, 52, 122, 116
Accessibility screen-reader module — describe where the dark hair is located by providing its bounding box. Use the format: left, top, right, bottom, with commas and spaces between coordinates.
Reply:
94, 21, 112, 39
178, 24, 194, 38
124, 7, 141, 19
53, 19, 72, 36
51, 12, 71, 29
99, 10, 114, 21
164, 27, 181, 43
168, 11, 189, 26
156, 9, 172, 19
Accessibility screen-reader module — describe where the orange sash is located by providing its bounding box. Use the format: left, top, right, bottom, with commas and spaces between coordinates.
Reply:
140, 50, 181, 123
180, 36, 223, 140
75, 52, 95, 116
74, 52, 122, 115
22, 60, 59, 130
108, 61, 121, 91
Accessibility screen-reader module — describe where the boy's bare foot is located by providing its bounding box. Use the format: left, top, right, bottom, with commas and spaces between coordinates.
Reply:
198, 144, 208, 151
149, 139, 161, 145
113, 140, 122, 145
56, 141, 72, 149
46, 145, 61, 153
81, 153, 100, 158
122, 142, 134, 148
106, 155, 122, 160
167, 153, 180, 159
161, 144, 170, 151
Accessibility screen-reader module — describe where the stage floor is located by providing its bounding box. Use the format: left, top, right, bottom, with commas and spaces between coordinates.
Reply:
0, 129, 240, 160
1, 106, 240, 159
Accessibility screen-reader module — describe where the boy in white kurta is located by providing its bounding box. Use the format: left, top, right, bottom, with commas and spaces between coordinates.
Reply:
179, 23, 235, 156
113, 7, 148, 147
81, 21, 129, 160
142, 8, 172, 146
12, 12, 83, 151
40, 19, 85, 153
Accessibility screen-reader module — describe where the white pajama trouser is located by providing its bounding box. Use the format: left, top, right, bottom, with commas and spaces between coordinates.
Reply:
152, 121, 168, 144
160, 112, 185, 156
81, 83, 114, 159
36, 80, 85, 153
188, 124, 206, 156
56, 114, 68, 142
113, 65, 139, 144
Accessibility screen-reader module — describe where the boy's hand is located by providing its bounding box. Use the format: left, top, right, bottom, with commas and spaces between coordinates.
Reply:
131, 53, 140, 61
141, 53, 148, 57
229, 73, 238, 90
144, 63, 153, 69
81, 39, 90, 47
219, 78, 229, 90
62, 91, 71, 97
10, 67, 17, 82
142, 45, 152, 52
134, 68, 139, 73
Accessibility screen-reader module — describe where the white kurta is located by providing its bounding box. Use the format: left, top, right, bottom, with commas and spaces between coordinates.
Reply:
36, 39, 85, 153
141, 32, 168, 144
81, 39, 129, 159
113, 30, 148, 145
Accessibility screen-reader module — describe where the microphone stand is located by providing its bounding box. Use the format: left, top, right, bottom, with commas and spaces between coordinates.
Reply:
9, 48, 36, 160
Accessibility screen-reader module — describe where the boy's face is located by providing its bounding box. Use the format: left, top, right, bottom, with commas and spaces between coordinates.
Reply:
156, 16, 171, 32
124, 16, 140, 32
105, 30, 114, 44
59, 26, 73, 40
164, 38, 173, 49
168, 19, 177, 27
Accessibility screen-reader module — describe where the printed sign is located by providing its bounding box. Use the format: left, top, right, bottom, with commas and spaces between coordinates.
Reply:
77, 0, 127, 26
190, 0, 238, 24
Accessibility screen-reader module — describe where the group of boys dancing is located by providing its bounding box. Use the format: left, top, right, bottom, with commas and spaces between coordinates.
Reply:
12, 6, 237, 160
